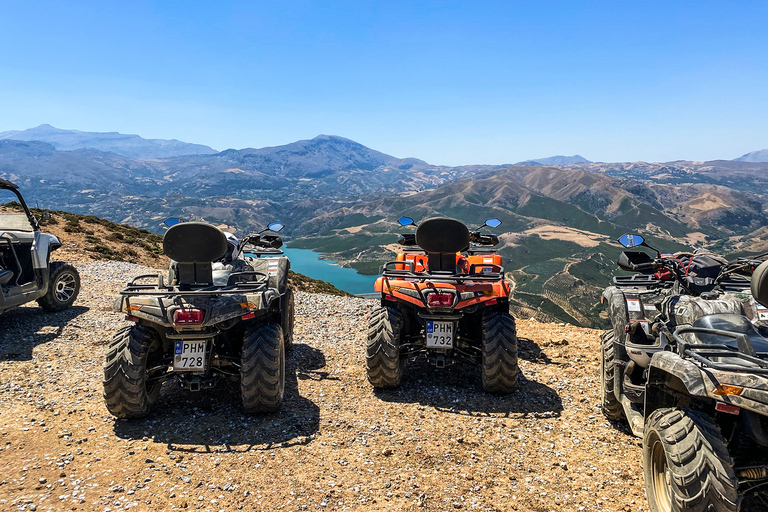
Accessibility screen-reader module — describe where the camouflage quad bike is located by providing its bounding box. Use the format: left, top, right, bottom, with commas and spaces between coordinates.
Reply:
0, 178, 80, 315
367, 216, 517, 393
104, 219, 294, 418
602, 234, 768, 511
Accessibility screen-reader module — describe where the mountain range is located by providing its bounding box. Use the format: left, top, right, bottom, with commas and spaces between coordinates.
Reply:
0, 124, 216, 159
1, 125, 767, 327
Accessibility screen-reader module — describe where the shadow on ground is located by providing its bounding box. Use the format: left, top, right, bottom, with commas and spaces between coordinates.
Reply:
113, 343, 322, 453
0, 305, 90, 360
374, 336, 563, 417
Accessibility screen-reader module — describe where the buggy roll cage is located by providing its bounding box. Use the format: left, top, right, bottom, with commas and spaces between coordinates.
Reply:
0, 178, 39, 231
673, 326, 768, 374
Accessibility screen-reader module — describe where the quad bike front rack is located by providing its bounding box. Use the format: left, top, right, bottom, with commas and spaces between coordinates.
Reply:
673, 326, 768, 374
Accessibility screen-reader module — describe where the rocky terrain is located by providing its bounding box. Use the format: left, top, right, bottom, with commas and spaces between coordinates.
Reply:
0, 254, 648, 512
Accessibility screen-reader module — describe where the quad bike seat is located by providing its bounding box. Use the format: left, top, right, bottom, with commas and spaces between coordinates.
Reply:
163, 222, 228, 287
415, 218, 470, 273
690, 314, 768, 354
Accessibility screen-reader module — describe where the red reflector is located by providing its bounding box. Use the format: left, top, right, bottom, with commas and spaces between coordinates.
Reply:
124, 315, 139, 322
485, 298, 498, 306
384, 294, 396, 302
173, 308, 204, 325
715, 403, 740, 415
427, 292, 454, 307
241, 312, 255, 320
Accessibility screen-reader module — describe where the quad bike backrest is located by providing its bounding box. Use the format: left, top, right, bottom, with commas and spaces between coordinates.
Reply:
163, 222, 228, 287
415, 217, 470, 272
752, 260, 768, 307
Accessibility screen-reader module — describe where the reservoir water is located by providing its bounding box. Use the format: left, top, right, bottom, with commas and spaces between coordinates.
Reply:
282, 247, 378, 295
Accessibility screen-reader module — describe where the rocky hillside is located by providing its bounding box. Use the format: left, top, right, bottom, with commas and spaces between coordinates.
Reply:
0, 204, 350, 297
0, 254, 647, 511
2, 129, 768, 327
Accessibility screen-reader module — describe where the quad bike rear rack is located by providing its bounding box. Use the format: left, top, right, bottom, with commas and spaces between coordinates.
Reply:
673, 326, 768, 374
381, 260, 505, 282
119, 272, 269, 297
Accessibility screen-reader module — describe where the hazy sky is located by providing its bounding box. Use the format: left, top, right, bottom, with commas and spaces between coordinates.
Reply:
1, 1, 766, 165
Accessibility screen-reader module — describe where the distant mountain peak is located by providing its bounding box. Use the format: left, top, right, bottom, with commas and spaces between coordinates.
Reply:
734, 149, 768, 163
515, 154, 591, 166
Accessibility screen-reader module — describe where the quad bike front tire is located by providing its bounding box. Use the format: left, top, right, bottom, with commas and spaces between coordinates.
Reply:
103, 325, 163, 418
643, 408, 740, 512
281, 288, 295, 352
241, 322, 285, 413
366, 306, 404, 389
600, 330, 624, 421
37, 262, 80, 312
481, 309, 519, 394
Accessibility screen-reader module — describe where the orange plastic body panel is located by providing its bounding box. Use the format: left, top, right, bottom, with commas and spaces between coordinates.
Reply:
375, 249, 510, 309
395, 252, 428, 272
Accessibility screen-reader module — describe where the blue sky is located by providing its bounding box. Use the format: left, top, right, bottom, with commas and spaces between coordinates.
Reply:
1, 1, 766, 165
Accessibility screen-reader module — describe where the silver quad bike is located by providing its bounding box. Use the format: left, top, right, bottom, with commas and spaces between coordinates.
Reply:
104, 219, 294, 418
0, 178, 80, 315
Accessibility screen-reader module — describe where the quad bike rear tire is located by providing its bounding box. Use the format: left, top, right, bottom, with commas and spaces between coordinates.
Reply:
103, 325, 163, 418
481, 309, 519, 394
643, 408, 740, 512
241, 322, 285, 413
600, 330, 624, 421
38, 262, 80, 312
281, 288, 295, 352
366, 306, 404, 389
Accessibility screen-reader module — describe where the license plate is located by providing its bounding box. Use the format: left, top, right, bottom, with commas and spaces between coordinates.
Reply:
173, 340, 208, 371
426, 321, 454, 348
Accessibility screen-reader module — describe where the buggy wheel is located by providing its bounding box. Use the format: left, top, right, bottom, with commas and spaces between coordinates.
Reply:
366, 305, 404, 389
481, 309, 519, 394
103, 325, 163, 418
281, 288, 295, 352
600, 329, 624, 420
241, 322, 285, 413
37, 262, 80, 312
643, 408, 740, 512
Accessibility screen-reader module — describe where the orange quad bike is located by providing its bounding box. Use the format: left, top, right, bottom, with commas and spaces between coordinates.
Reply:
366, 216, 518, 394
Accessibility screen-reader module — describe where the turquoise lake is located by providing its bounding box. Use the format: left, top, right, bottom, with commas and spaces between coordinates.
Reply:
282, 247, 378, 295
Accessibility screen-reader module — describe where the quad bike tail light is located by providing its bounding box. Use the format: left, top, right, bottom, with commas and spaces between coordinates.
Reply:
427, 292, 454, 308
173, 308, 205, 325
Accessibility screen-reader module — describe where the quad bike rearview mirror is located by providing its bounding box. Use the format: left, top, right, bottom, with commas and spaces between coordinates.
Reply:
482, 218, 501, 229
617, 233, 661, 256
397, 217, 415, 227
618, 234, 645, 248
164, 217, 183, 227
267, 222, 285, 233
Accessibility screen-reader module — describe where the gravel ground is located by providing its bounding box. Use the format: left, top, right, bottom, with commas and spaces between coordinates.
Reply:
0, 261, 647, 511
